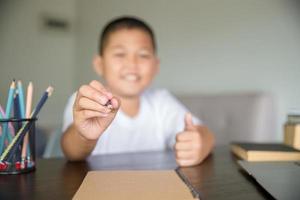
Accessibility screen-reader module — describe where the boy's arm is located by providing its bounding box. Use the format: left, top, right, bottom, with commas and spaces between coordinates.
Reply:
61, 124, 98, 161
60, 80, 120, 161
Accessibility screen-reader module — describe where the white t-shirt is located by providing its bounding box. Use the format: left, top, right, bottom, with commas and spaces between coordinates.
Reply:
62, 88, 202, 155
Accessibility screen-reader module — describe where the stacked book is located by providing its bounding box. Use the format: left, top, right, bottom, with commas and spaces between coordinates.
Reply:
231, 142, 300, 161
231, 110, 300, 162
284, 111, 300, 150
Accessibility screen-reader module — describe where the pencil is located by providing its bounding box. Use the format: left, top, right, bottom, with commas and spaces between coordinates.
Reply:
21, 82, 33, 164
0, 86, 53, 162
0, 105, 15, 137
0, 105, 3, 138
0, 105, 3, 119
13, 91, 22, 164
17, 80, 26, 119
0, 80, 16, 154
13, 91, 22, 130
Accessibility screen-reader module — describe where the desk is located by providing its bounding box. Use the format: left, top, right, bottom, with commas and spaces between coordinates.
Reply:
0, 146, 272, 200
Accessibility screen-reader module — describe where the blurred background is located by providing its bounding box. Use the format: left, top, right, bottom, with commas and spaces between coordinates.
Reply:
0, 0, 299, 155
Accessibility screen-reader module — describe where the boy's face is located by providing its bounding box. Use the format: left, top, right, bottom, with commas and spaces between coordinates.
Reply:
94, 28, 159, 98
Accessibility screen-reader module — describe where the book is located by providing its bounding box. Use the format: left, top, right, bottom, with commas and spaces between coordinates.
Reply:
284, 123, 300, 150
72, 170, 200, 200
287, 109, 300, 124
287, 115, 300, 124
231, 142, 300, 161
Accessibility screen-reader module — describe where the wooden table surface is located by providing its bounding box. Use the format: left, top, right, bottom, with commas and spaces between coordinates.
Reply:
0, 146, 274, 200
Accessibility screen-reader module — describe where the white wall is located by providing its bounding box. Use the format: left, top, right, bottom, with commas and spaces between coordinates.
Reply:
75, 0, 300, 140
1, 0, 300, 141
0, 0, 76, 128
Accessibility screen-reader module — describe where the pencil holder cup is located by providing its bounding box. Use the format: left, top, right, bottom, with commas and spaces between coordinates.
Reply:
0, 118, 37, 174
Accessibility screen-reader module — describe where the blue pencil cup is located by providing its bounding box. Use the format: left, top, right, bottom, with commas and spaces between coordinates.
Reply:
0, 118, 36, 174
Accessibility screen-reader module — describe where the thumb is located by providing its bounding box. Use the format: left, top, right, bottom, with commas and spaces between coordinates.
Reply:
109, 96, 121, 111
184, 113, 197, 131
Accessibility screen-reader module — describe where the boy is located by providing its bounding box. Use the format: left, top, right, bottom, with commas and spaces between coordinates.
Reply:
61, 16, 215, 167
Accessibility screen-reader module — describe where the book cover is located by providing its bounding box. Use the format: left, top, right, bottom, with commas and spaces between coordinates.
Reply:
231, 142, 300, 161
73, 170, 200, 200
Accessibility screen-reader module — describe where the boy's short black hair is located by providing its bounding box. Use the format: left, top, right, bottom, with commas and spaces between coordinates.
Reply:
98, 16, 156, 55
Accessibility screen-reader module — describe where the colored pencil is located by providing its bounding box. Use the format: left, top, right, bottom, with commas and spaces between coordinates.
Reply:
0, 86, 53, 162
0, 106, 3, 119
0, 105, 3, 138
17, 81, 27, 163
17, 81, 26, 119
13, 91, 22, 130
0, 105, 15, 137
13, 91, 22, 164
21, 82, 33, 163
0, 80, 16, 154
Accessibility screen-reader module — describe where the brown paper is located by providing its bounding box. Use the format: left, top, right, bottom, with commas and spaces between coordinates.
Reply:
73, 170, 198, 200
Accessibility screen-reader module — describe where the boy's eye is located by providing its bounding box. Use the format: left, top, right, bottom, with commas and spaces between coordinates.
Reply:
114, 52, 125, 57
139, 53, 151, 59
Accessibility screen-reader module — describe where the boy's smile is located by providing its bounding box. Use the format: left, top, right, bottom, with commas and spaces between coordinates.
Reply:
121, 73, 141, 82
94, 28, 159, 99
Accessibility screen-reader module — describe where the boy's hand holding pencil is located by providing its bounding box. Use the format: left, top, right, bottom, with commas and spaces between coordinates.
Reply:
73, 80, 120, 141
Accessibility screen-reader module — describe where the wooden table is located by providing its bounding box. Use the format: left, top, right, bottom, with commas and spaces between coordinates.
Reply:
0, 146, 273, 200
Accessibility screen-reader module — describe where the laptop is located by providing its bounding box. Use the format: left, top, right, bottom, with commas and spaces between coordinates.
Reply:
238, 161, 300, 200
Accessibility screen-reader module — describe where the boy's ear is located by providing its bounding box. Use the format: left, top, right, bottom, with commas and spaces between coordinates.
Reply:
154, 58, 160, 75
93, 55, 104, 76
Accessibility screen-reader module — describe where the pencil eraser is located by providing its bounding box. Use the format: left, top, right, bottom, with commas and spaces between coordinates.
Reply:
15, 161, 21, 170
0, 161, 8, 170
21, 159, 27, 169
27, 160, 34, 168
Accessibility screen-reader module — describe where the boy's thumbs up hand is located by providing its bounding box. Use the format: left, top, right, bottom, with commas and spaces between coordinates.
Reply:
174, 113, 204, 167
184, 113, 197, 131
